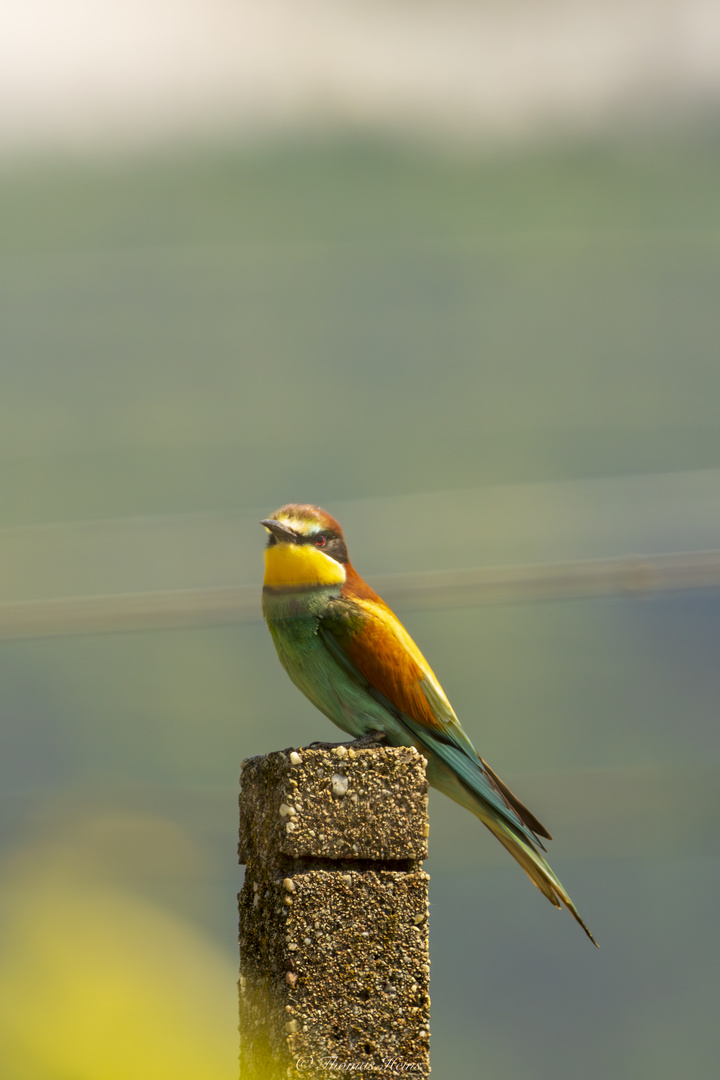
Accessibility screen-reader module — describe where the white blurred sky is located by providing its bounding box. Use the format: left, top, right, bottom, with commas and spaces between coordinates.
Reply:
1, 0, 720, 154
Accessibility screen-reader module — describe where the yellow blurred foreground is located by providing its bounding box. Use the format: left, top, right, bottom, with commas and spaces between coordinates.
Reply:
0, 810, 238, 1080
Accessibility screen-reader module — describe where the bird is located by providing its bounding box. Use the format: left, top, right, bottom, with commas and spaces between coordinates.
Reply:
261, 503, 596, 945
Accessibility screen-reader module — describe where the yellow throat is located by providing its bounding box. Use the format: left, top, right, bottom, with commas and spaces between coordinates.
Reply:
263, 541, 346, 589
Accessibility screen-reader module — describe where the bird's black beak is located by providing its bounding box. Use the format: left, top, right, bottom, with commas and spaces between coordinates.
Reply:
260, 518, 298, 543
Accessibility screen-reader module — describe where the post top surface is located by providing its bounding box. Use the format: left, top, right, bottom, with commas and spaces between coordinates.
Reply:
238, 745, 429, 865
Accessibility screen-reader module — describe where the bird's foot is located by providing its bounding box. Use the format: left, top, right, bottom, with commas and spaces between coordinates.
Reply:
305, 731, 387, 752
349, 731, 387, 749
304, 739, 349, 751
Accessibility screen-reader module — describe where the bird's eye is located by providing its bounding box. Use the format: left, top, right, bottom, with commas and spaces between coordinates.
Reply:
314, 534, 327, 547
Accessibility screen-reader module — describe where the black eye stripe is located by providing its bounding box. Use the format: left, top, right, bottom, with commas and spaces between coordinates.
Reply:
290, 530, 348, 564
300, 531, 331, 545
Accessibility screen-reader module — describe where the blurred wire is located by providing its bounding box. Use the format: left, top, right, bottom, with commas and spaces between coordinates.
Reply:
1, 548, 719, 641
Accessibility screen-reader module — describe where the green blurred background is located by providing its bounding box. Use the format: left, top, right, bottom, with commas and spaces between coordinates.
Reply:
2, 4, 720, 1076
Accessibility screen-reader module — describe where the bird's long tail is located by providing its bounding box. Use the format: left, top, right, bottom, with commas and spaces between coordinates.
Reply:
418, 743, 597, 944
484, 814, 598, 947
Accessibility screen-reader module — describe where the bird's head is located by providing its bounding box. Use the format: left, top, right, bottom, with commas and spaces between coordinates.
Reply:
261, 504, 349, 589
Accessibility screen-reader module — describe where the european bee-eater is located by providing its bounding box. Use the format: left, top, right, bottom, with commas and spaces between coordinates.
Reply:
261, 503, 596, 945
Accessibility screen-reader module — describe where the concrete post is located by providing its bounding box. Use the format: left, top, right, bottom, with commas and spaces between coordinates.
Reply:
238, 745, 431, 1078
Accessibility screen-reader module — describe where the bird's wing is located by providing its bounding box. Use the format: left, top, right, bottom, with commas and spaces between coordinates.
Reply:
321, 591, 550, 843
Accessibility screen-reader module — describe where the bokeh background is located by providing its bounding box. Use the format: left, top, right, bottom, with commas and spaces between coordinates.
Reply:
2, 2, 720, 1077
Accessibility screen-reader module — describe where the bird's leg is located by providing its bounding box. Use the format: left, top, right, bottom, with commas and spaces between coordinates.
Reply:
304, 730, 387, 751
303, 739, 348, 750
349, 730, 388, 748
